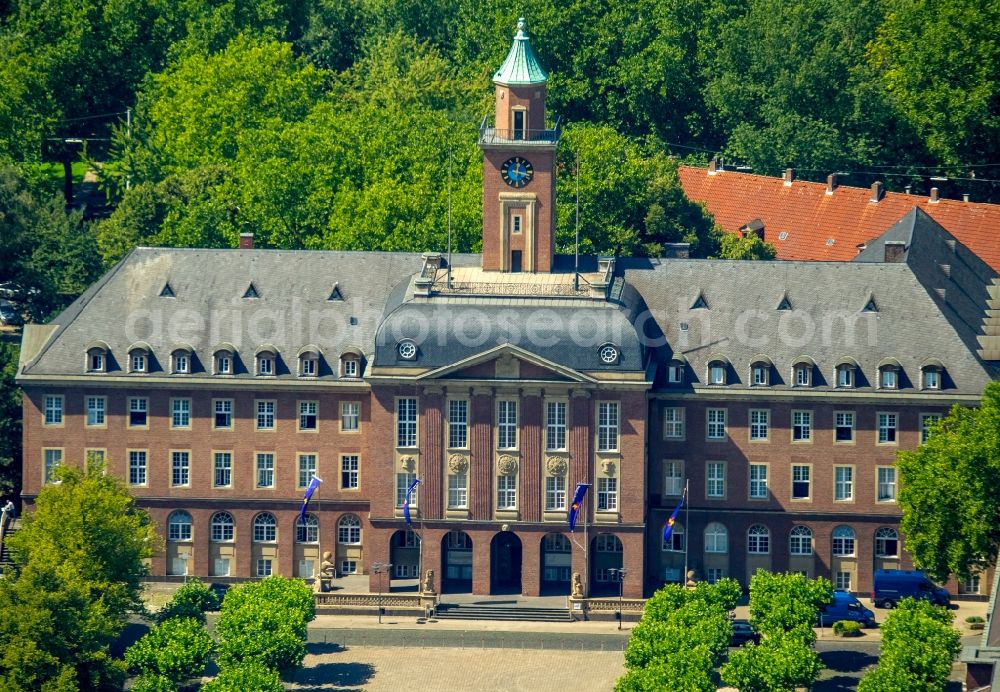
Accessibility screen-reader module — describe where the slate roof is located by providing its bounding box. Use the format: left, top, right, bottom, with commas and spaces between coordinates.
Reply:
492, 18, 548, 86
679, 165, 1000, 271
625, 254, 997, 394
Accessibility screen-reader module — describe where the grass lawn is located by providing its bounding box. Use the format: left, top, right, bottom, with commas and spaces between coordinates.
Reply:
38, 160, 90, 185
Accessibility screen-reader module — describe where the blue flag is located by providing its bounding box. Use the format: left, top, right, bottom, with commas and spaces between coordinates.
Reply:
568, 483, 591, 532
299, 476, 322, 522
662, 491, 686, 544
403, 478, 421, 528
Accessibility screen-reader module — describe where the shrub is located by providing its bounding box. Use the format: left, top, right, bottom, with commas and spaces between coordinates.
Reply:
832, 620, 862, 637
966, 616, 985, 624
157, 579, 220, 624
125, 617, 214, 684
131, 673, 177, 692
201, 661, 284, 692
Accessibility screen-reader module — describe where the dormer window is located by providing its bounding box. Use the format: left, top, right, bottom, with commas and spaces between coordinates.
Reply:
878, 359, 900, 390
750, 358, 771, 386
398, 340, 417, 361
128, 344, 150, 373
172, 350, 190, 374
793, 358, 814, 387
298, 345, 322, 377
835, 360, 857, 388
301, 357, 317, 376
87, 348, 106, 373
257, 353, 274, 376
217, 353, 231, 374
343, 358, 358, 378
708, 358, 727, 385
667, 359, 685, 384
598, 343, 620, 365
921, 363, 942, 390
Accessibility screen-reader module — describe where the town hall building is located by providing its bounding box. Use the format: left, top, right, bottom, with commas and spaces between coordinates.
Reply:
16, 20, 999, 600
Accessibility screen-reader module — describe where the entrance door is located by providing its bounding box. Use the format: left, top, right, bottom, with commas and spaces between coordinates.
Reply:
490, 532, 522, 594
510, 250, 522, 272
513, 110, 525, 139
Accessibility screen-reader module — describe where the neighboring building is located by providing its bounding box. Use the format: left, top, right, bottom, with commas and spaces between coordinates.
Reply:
679, 163, 1000, 272
17, 21, 999, 600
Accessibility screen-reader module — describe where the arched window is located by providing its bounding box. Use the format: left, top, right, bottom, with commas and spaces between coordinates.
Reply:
708, 359, 728, 385
832, 525, 856, 556
595, 534, 623, 553
338, 515, 361, 544
704, 523, 728, 554
296, 513, 319, 543
253, 512, 277, 542
128, 346, 149, 373
168, 510, 192, 541
210, 512, 234, 542
172, 348, 191, 374
921, 363, 942, 390
836, 363, 856, 388
878, 360, 900, 390
875, 527, 899, 557
750, 357, 771, 386
789, 525, 813, 555
86, 346, 107, 373
662, 523, 685, 552
543, 533, 571, 552
747, 524, 770, 554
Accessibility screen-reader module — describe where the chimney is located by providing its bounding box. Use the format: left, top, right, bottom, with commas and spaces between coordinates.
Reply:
884, 240, 906, 263
870, 181, 884, 203
783, 168, 793, 186
826, 174, 837, 195
856, 243, 868, 255
708, 158, 718, 176
963, 193, 970, 202
904, 185, 912, 195
239, 232, 254, 249
662, 242, 691, 259
929, 187, 940, 204
741, 219, 765, 241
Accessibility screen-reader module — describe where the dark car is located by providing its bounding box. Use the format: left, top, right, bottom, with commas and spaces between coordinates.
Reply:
0, 300, 22, 326
730, 619, 760, 646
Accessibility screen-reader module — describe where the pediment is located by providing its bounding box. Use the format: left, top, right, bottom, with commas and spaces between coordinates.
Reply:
416, 343, 594, 383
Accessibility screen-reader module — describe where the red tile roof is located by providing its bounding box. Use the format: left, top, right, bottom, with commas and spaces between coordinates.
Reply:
679, 165, 1000, 271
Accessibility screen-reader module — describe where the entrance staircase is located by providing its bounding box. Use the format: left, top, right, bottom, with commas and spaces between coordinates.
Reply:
0, 518, 19, 571
434, 602, 573, 623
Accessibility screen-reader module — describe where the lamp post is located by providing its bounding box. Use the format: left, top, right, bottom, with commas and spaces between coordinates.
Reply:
373, 561, 392, 624
611, 567, 628, 630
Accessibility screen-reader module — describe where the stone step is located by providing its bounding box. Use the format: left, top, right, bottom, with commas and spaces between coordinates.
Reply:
434, 604, 573, 622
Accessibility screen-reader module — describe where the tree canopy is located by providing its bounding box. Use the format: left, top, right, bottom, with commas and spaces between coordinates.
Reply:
897, 382, 1000, 582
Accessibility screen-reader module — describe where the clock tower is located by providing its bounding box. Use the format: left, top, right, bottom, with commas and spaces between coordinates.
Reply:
480, 18, 559, 273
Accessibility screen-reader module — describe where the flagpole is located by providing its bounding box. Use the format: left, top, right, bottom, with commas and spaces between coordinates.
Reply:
583, 490, 590, 598
683, 479, 689, 587
315, 480, 322, 588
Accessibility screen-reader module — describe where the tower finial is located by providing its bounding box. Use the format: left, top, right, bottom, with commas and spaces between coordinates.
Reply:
516, 17, 527, 38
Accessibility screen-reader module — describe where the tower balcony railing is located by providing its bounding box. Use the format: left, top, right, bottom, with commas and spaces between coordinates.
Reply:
479, 116, 561, 145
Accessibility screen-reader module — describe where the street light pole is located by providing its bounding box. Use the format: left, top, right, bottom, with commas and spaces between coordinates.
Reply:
373, 561, 392, 624
613, 567, 628, 630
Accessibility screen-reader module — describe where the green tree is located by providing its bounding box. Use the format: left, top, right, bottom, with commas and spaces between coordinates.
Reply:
717, 233, 776, 260
721, 631, 822, 692
131, 674, 177, 692
897, 382, 1000, 581
0, 343, 21, 497
214, 576, 315, 672
747, 570, 832, 642
201, 661, 283, 692
125, 617, 213, 685
156, 579, 221, 624
858, 599, 960, 692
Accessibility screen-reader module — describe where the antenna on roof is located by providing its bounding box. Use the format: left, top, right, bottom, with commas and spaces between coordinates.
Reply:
447, 147, 453, 288
574, 149, 580, 291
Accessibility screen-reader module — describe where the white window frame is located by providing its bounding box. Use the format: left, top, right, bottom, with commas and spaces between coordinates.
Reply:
922, 368, 941, 390
86, 396, 106, 427
341, 401, 361, 432
877, 466, 897, 502
496, 474, 517, 509
545, 475, 566, 511
44, 394, 64, 426
706, 408, 727, 440
832, 526, 856, 557
128, 449, 148, 486
448, 473, 468, 509
213, 398, 233, 429
298, 400, 318, 431
448, 399, 469, 450
920, 413, 941, 444
214, 451, 232, 488
256, 399, 276, 431
794, 364, 811, 386
342, 358, 358, 378
877, 412, 898, 444
130, 351, 147, 373
129, 397, 149, 428
836, 365, 855, 388
171, 398, 191, 429
834, 465, 854, 501
792, 410, 812, 442
43, 448, 63, 484
709, 363, 726, 385
396, 398, 417, 448
396, 472, 417, 507
173, 351, 190, 374
597, 477, 618, 511
171, 450, 191, 487
747, 525, 770, 554
706, 462, 726, 498
256, 452, 275, 488
834, 411, 855, 443
748, 463, 768, 499
545, 401, 567, 451
792, 464, 811, 500
597, 401, 620, 452
341, 454, 359, 489
751, 364, 769, 386
298, 453, 317, 489
749, 409, 769, 441
663, 407, 685, 440
704, 523, 728, 553
789, 526, 813, 555
663, 460, 684, 496
497, 400, 518, 450
257, 353, 274, 376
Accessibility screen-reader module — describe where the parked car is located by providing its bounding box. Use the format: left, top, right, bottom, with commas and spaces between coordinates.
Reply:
873, 569, 950, 609
0, 300, 22, 326
819, 590, 877, 627
729, 619, 761, 646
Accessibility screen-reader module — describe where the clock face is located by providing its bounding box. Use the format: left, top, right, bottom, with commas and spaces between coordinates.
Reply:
501, 157, 534, 188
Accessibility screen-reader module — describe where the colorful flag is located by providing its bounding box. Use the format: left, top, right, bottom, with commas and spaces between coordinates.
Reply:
299, 476, 323, 522
403, 478, 421, 528
568, 483, 591, 532
662, 490, 686, 544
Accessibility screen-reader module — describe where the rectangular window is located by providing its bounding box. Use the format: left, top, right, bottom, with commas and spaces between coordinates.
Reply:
920, 413, 941, 444
342, 359, 358, 377
835, 466, 854, 501
792, 410, 812, 441
448, 473, 468, 508
497, 474, 517, 509
795, 365, 811, 386
214, 452, 232, 487
258, 356, 273, 376
877, 466, 897, 502
341, 401, 360, 432
835, 411, 855, 442
448, 399, 469, 449
597, 477, 618, 511
300, 357, 317, 376
43, 448, 62, 483
396, 398, 417, 448
341, 455, 359, 489
709, 365, 726, 385
396, 472, 417, 507
88, 352, 104, 371
299, 401, 318, 431
706, 462, 725, 498
667, 363, 684, 383
213, 558, 231, 577
749, 409, 769, 441
663, 460, 684, 496
749, 464, 768, 499
545, 401, 567, 451
663, 407, 685, 439
497, 400, 518, 450
256, 453, 275, 488
213, 399, 233, 429
128, 450, 147, 486
880, 368, 897, 389
85, 449, 105, 470
256, 400, 275, 430
256, 559, 273, 578
340, 560, 358, 575
298, 453, 317, 488
837, 367, 855, 388
171, 451, 190, 487
706, 408, 727, 440
44, 395, 64, 425
545, 475, 566, 510
129, 397, 148, 427
174, 353, 189, 374
598, 402, 620, 452
923, 369, 940, 390
171, 398, 191, 428
878, 413, 898, 444
85, 396, 106, 426
216, 354, 231, 374
792, 465, 811, 500
835, 571, 851, 591
706, 568, 724, 584
752, 365, 768, 386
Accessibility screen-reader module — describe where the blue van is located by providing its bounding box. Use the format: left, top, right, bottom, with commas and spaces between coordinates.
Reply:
873, 569, 950, 609
819, 590, 877, 627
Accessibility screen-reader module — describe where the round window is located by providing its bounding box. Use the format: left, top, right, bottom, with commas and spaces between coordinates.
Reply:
599, 344, 619, 364
398, 341, 417, 360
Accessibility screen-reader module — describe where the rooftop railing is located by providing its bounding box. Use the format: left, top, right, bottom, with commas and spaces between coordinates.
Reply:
479, 116, 561, 145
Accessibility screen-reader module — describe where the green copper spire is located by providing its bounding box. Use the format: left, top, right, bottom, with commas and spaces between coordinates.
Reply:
492, 17, 548, 86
